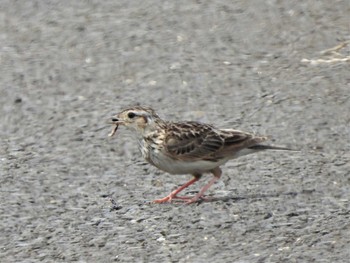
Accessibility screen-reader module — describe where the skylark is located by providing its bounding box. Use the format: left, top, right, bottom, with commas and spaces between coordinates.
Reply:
109, 106, 293, 204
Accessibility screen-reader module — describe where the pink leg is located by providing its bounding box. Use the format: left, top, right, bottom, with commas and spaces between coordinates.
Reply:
186, 167, 222, 204
153, 177, 199, 203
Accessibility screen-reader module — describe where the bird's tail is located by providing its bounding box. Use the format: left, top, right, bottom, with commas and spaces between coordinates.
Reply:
248, 144, 298, 151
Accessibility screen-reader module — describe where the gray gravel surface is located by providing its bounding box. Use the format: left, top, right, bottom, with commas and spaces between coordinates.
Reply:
1, 1, 349, 262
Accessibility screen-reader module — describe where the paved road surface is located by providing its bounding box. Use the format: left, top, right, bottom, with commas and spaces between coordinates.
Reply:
1, 1, 349, 262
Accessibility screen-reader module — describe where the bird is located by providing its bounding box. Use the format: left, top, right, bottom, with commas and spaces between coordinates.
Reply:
109, 106, 294, 204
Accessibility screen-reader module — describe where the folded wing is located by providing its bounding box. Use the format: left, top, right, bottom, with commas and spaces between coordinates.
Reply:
164, 122, 266, 161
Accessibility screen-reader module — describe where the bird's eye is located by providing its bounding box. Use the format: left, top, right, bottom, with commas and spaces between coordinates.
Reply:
128, 112, 136, 119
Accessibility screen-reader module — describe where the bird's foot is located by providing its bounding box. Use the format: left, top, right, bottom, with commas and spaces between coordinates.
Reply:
153, 195, 174, 203
153, 194, 211, 204
153, 195, 192, 203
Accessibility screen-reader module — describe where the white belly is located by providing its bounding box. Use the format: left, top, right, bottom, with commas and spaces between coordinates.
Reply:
149, 150, 227, 174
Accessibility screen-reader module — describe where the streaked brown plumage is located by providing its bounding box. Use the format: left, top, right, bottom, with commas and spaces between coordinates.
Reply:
109, 106, 293, 204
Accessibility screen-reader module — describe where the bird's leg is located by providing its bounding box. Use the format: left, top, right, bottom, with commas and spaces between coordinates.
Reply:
153, 175, 201, 203
186, 167, 222, 204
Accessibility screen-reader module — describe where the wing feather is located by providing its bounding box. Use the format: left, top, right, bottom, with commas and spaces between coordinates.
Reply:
164, 122, 265, 161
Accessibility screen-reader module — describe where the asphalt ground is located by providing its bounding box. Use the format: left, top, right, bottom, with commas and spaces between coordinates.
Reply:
0, 1, 349, 262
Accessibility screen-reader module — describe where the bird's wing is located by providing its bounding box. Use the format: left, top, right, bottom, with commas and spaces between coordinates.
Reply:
164, 122, 265, 161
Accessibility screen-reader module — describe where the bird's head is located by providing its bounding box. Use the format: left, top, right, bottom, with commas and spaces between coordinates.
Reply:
109, 106, 163, 137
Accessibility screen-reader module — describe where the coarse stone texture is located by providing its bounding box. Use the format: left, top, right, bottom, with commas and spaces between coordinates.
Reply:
0, 1, 349, 262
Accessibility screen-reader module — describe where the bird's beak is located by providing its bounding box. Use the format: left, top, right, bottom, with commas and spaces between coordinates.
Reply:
108, 116, 124, 137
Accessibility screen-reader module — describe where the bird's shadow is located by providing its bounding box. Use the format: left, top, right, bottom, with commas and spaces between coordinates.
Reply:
201, 191, 299, 203
172, 191, 300, 205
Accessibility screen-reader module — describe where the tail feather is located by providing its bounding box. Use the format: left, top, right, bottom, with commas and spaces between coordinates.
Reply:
233, 144, 298, 159
248, 144, 297, 151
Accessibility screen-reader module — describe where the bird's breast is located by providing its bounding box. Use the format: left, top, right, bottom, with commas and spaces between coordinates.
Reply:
138, 138, 151, 160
